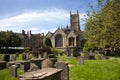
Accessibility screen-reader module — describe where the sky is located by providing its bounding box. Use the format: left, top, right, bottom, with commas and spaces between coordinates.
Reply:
0, 0, 98, 34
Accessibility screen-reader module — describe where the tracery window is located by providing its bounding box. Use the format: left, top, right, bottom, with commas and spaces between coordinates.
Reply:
55, 34, 63, 47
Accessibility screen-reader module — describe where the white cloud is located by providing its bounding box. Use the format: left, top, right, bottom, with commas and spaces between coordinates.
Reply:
0, 8, 87, 33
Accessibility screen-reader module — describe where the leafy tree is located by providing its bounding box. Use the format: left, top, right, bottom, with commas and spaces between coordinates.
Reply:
45, 38, 53, 47
84, 0, 120, 52
0, 31, 22, 48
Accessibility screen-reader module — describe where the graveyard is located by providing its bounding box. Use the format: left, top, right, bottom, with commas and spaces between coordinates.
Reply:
0, 48, 120, 80
0, 0, 120, 80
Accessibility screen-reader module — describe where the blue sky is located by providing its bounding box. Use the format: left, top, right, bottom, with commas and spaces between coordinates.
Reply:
0, 0, 98, 34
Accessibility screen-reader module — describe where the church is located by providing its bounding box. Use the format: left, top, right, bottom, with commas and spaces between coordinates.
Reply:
45, 11, 85, 51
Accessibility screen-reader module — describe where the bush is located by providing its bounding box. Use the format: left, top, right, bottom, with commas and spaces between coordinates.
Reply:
51, 48, 61, 56
24, 47, 31, 53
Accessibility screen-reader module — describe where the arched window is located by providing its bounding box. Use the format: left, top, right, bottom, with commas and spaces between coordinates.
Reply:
55, 34, 63, 47
69, 37, 74, 46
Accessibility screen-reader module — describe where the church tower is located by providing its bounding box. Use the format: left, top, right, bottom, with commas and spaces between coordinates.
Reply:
70, 11, 80, 31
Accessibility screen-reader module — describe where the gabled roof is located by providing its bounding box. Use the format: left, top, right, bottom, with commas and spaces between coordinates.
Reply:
45, 31, 53, 38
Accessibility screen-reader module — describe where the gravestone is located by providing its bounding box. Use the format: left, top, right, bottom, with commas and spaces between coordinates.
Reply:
29, 54, 33, 59
84, 52, 90, 59
0, 55, 4, 61
7, 61, 20, 68
0, 61, 7, 70
4, 54, 10, 61
20, 61, 30, 72
76, 56, 84, 65
10, 65, 17, 77
10, 55, 16, 61
22, 53, 27, 60
16, 52, 19, 57
55, 61, 69, 80
41, 59, 53, 69
28, 63, 39, 72
26, 53, 29, 60
30, 58, 44, 69
43, 52, 48, 59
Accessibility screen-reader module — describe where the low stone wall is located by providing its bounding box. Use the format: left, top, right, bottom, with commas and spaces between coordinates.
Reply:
19, 68, 62, 80
0, 61, 7, 70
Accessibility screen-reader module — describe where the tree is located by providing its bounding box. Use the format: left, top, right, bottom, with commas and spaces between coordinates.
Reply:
0, 31, 22, 48
45, 38, 53, 47
84, 0, 120, 52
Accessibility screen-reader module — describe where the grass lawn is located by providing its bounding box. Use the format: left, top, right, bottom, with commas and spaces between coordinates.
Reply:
0, 55, 120, 80
0, 68, 23, 80
58, 56, 120, 80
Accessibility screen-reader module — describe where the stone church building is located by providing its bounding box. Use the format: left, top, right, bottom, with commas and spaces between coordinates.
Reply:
45, 11, 85, 51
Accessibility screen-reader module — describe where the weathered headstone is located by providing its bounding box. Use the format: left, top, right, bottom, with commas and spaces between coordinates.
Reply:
4, 54, 10, 61
41, 59, 53, 69
84, 52, 90, 59
22, 53, 26, 60
76, 56, 84, 65
20, 61, 30, 72
10, 55, 16, 61
30, 58, 44, 69
16, 52, 19, 57
0, 55, 4, 61
43, 52, 48, 59
55, 61, 69, 80
26, 53, 29, 60
0, 61, 7, 70
10, 65, 17, 77
28, 63, 39, 72
29, 54, 33, 59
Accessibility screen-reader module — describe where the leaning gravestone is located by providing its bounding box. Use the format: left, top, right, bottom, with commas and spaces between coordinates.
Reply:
10, 65, 17, 77
28, 63, 39, 72
76, 56, 84, 65
55, 61, 69, 80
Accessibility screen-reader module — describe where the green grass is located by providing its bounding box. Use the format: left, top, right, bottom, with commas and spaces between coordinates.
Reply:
0, 53, 22, 61
58, 56, 120, 80
0, 55, 120, 80
0, 68, 24, 80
